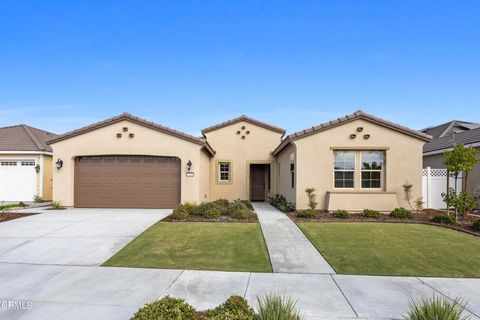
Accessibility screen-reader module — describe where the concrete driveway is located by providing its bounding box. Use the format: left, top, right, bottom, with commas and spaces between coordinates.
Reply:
0, 208, 170, 266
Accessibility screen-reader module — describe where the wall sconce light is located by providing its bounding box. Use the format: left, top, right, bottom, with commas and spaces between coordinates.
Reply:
186, 160, 192, 171
55, 159, 63, 170
35, 164, 41, 173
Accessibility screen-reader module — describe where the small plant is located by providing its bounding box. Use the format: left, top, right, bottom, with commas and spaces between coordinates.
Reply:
227, 199, 249, 215
296, 209, 316, 218
131, 296, 195, 320
33, 195, 44, 203
269, 194, 295, 212
204, 205, 222, 219
414, 197, 424, 212
390, 208, 413, 219
51, 201, 62, 210
213, 198, 230, 208
256, 294, 302, 320
363, 209, 381, 219
333, 210, 349, 219
305, 187, 317, 210
203, 295, 255, 320
171, 208, 189, 220
404, 295, 469, 320
472, 219, 480, 231
231, 208, 254, 219
18, 201, 26, 207
402, 181, 415, 211
442, 189, 477, 223
431, 214, 455, 225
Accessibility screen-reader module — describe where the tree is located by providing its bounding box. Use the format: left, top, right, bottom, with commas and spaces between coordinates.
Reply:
443, 144, 478, 218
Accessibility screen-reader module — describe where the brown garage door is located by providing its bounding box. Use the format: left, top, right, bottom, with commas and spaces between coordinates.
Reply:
74, 156, 180, 208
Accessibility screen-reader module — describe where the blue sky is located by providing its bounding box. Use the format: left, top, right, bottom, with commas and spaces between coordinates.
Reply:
1, 1, 479, 135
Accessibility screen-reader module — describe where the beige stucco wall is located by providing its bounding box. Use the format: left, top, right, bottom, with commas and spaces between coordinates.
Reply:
198, 149, 211, 202
276, 143, 296, 204
292, 118, 425, 211
42, 154, 53, 200
204, 121, 283, 201
50, 120, 209, 207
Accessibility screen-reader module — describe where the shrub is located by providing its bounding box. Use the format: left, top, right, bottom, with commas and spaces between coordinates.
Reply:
431, 214, 455, 225
404, 295, 469, 320
390, 208, 413, 219
171, 209, 188, 220
363, 209, 381, 219
305, 187, 317, 210
178, 202, 198, 215
33, 195, 44, 203
472, 219, 480, 231
51, 201, 62, 210
204, 205, 222, 219
18, 202, 26, 207
333, 210, 349, 219
227, 200, 248, 215
213, 199, 230, 208
279, 202, 296, 212
296, 209, 316, 218
192, 202, 218, 216
256, 294, 302, 320
231, 208, 254, 220
270, 194, 287, 207
131, 296, 195, 320
269, 194, 295, 212
203, 295, 255, 320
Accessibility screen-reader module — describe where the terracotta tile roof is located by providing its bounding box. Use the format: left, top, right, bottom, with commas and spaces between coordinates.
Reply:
273, 110, 432, 156
201, 115, 286, 135
0, 124, 57, 152
423, 127, 480, 153
46, 112, 215, 156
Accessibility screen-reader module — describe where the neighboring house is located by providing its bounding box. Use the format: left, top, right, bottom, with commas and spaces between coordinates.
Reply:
421, 121, 480, 204
47, 111, 431, 211
0, 125, 57, 202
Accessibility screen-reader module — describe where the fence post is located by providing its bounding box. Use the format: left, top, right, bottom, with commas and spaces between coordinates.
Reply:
426, 167, 431, 208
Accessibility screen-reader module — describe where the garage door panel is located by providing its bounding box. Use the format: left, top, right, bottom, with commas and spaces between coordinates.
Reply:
74, 156, 180, 208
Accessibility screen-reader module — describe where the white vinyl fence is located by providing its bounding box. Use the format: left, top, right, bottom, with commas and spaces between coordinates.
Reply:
422, 167, 462, 209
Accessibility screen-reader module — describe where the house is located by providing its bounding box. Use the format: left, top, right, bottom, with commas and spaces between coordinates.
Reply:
47, 111, 431, 211
0, 125, 57, 202
422, 120, 480, 204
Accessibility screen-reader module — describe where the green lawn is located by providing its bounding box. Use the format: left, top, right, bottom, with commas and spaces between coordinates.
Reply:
298, 222, 480, 278
103, 222, 272, 272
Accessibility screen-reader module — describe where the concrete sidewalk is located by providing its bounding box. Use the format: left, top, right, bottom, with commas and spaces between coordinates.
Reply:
253, 202, 336, 274
1, 263, 479, 320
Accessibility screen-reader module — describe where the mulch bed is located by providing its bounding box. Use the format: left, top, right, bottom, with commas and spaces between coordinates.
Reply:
0, 212, 37, 223
162, 214, 258, 223
287, 209, 480, 236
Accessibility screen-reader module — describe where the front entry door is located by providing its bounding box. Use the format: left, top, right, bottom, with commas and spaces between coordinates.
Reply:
250, 164, 268, 201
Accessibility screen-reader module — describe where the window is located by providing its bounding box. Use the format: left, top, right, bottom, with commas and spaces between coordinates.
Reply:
1, 161, 17, 166
290, 163, 295, 189
21, 161, 35, 166
334, 151, 355, 188
218, 162, 231, 182
361, 151, 385, 188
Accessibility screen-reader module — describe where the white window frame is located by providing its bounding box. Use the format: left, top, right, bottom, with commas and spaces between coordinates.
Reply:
360, 151, 385, 190
333, 151, 356, 189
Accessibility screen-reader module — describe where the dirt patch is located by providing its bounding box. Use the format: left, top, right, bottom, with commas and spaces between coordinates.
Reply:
288, 209, 480, 236
0, 212, 37, 223
162, 214, 258, 223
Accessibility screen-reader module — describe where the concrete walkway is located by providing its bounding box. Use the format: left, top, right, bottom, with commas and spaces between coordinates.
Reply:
253, 202, 336, 274
1, 263, 479, 320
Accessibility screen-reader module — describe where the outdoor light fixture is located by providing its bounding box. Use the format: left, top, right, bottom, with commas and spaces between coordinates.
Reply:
186, 160, 192, 171
55, 159, 63, 170
35, 164, 40, 173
